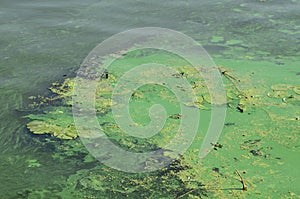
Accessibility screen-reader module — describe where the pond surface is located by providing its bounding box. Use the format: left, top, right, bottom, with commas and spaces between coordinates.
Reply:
0, 0, 299, 198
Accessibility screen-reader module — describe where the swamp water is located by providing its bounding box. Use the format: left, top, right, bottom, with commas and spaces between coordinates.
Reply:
0, 0, 299, 198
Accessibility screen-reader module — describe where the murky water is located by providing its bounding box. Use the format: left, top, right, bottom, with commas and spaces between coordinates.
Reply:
1, 0, 299, 198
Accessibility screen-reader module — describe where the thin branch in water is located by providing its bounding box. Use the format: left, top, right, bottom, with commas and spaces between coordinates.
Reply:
176, 188, 198, 199
235, 169, 247, 191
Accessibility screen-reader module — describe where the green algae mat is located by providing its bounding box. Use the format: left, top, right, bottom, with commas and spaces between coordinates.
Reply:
22, 49, 299, 198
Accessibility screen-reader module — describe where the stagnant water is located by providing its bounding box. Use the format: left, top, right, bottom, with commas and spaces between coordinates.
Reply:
1, 0, 299, 198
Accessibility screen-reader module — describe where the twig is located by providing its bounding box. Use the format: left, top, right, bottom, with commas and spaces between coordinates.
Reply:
176, 188, 198, 199
235, 169, 247, 191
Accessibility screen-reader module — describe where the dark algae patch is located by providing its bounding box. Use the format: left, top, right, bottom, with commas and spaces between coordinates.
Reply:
21, 49, 300, 198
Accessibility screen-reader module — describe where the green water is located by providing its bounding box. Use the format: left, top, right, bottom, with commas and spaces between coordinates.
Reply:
1, 0, 299, 198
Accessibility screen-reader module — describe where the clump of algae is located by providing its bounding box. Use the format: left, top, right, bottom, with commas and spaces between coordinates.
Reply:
23, 49, 300, 198
25, 107, 77, 139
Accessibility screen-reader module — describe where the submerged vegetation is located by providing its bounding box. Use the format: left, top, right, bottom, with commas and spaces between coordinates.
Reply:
22, 49, 300, 198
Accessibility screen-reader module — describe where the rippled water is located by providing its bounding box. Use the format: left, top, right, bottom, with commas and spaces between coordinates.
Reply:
1, 0, 299, 197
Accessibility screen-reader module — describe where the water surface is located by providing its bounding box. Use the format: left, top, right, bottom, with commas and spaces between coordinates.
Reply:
1, 0, 299, 198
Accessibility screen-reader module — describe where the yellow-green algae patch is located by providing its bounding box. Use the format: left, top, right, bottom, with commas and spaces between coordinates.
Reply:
23, 51, 300, 198
25, 107, 77, 139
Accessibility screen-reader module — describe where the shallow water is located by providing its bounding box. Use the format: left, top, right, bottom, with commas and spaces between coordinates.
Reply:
1, 0, 299, 198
